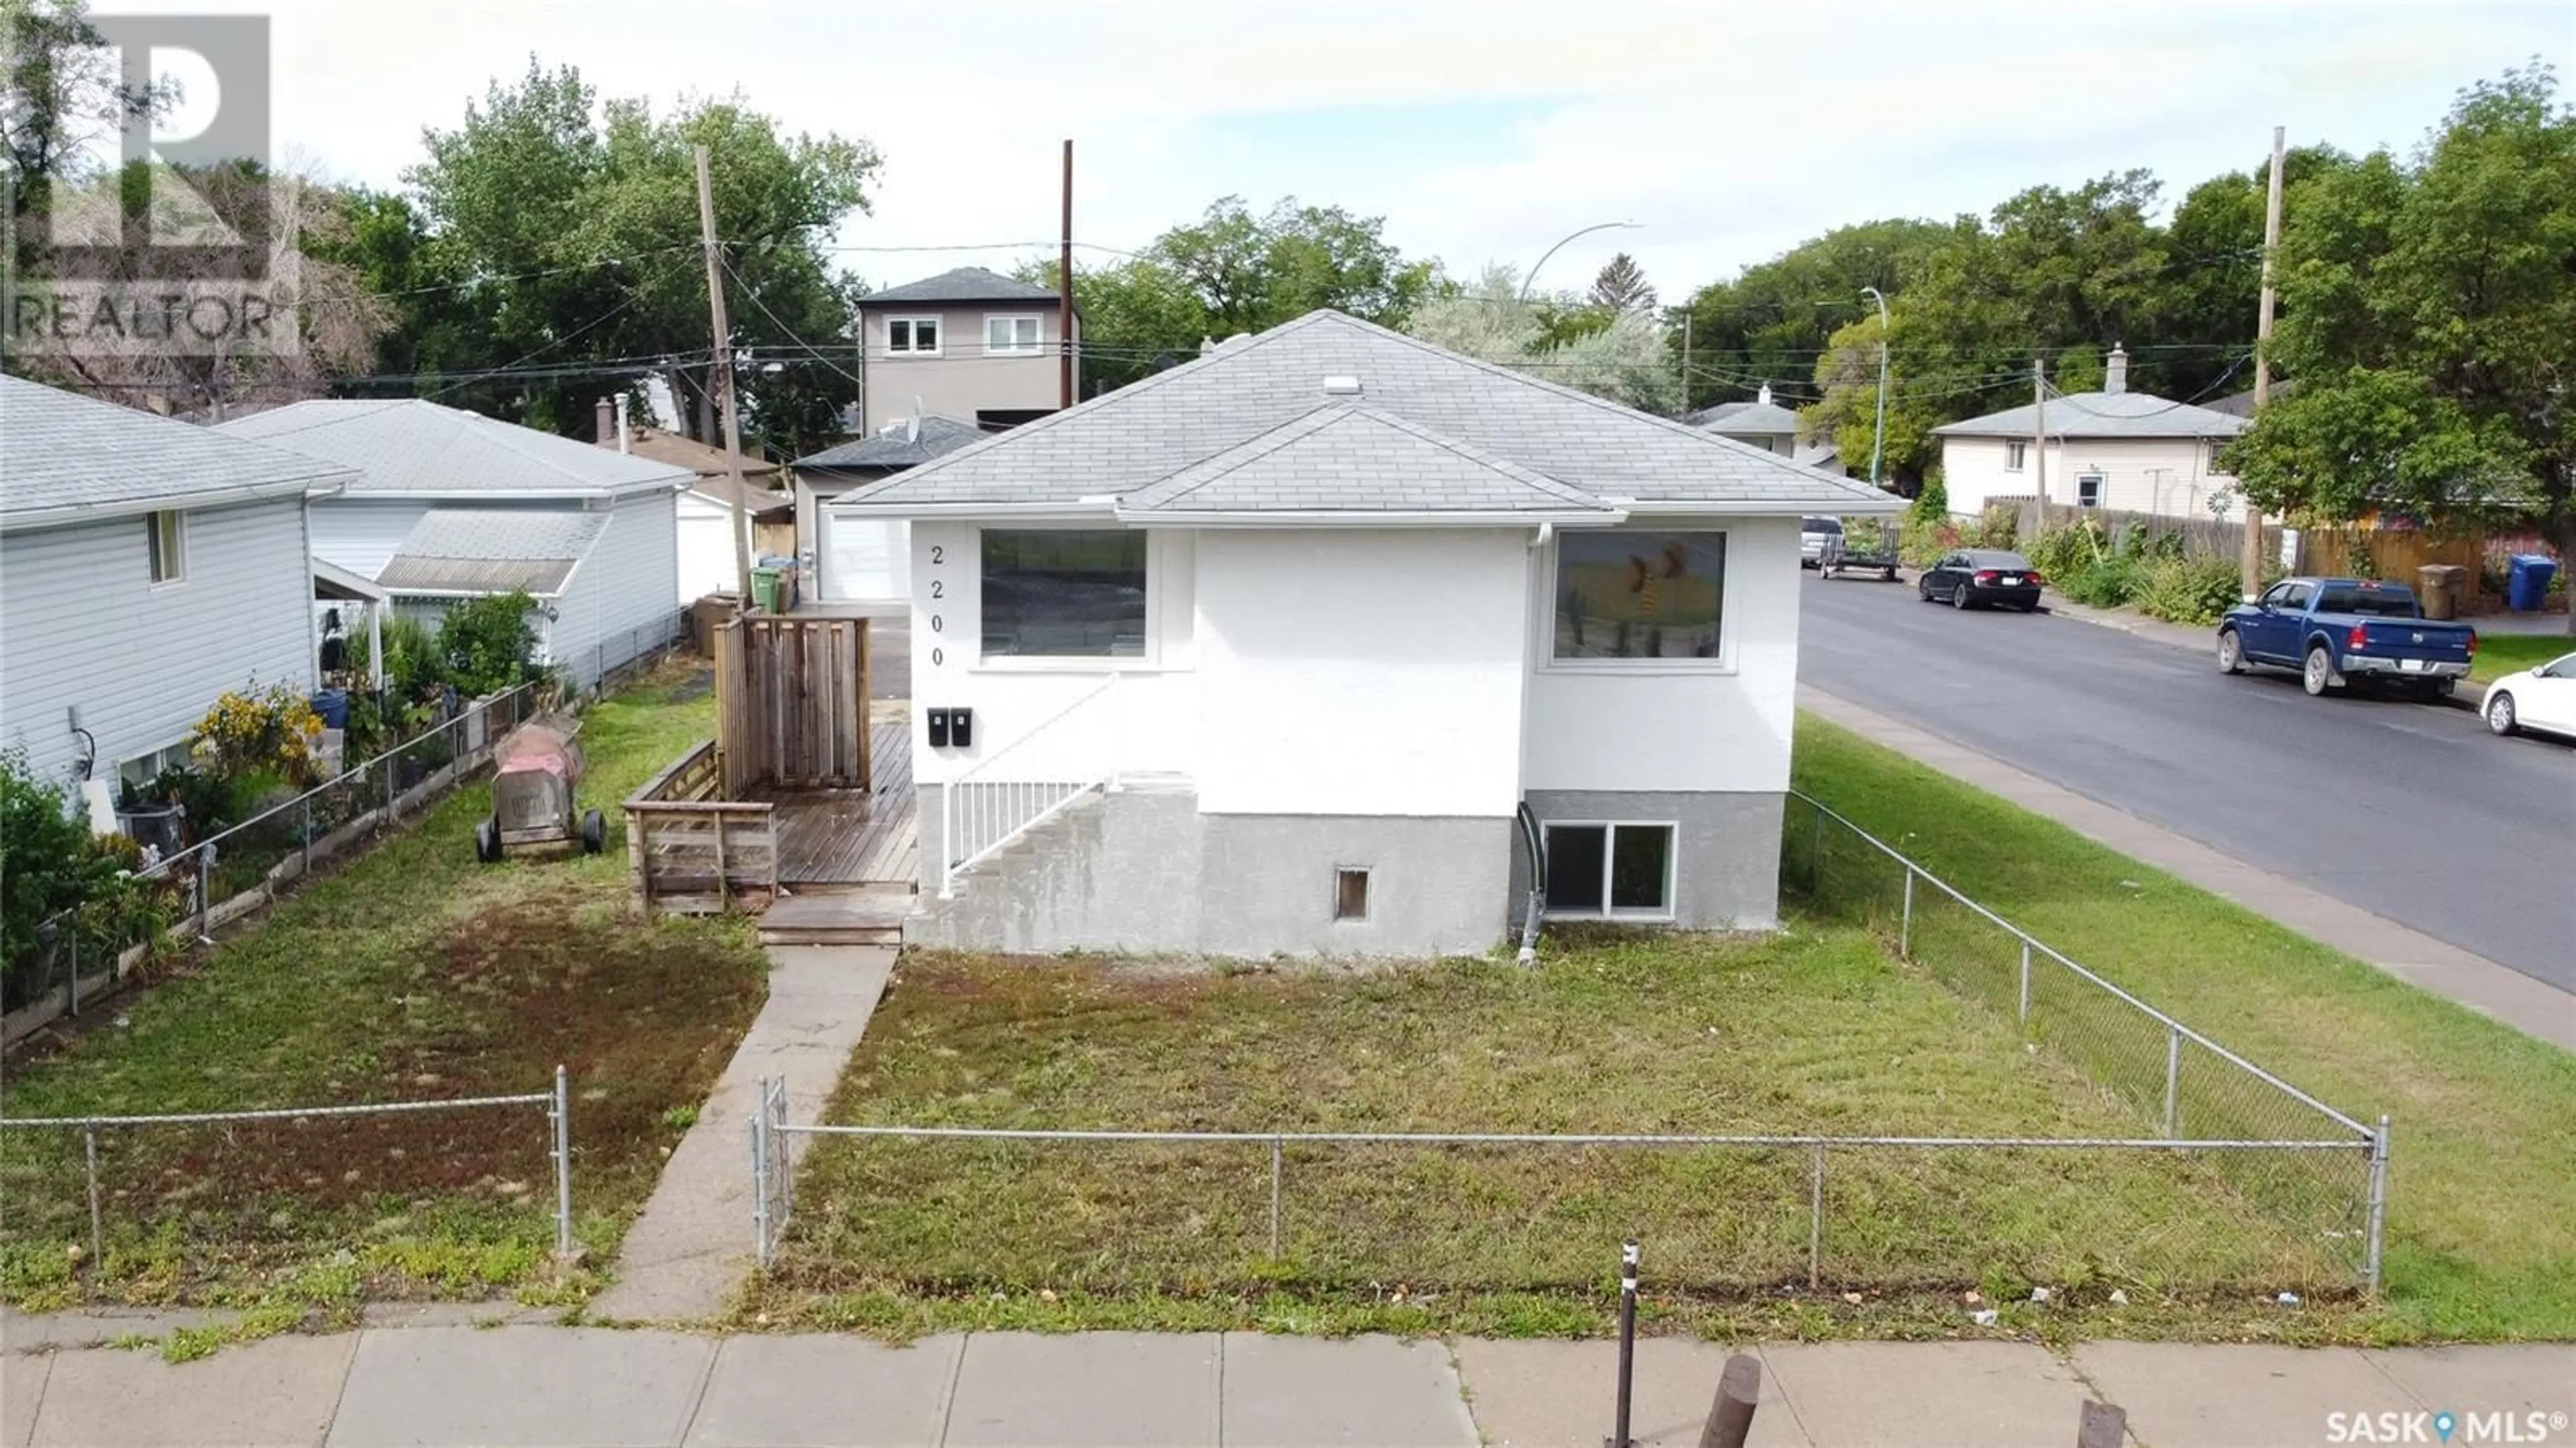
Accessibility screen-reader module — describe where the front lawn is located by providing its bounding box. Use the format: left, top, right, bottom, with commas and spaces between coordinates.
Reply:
1788, 717, 2576, 1343
0, 664, 767, 1319
754, 929, 2356, 1341
2470, 632, 2572, 682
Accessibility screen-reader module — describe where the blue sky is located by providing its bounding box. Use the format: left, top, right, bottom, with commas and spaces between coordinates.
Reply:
96, 0, 2576, 305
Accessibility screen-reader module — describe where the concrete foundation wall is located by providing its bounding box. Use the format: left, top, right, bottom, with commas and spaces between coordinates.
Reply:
912, 784, 1509, 958
1512, 790, 1786, 931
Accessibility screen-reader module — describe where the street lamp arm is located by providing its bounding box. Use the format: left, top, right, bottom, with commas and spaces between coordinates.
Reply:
1519, 221, 1640, 304
1862, 287, 1892, 491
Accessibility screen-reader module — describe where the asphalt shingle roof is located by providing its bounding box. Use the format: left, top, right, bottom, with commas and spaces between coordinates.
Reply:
859, 266, 1061, 307
833, 311, 1896, 519
0, 374, 355, 527
1122, 405, 1619, 517
1933, 391, 2251, 440
374, 509, 609, 597
1687, 400, 1802, 437
796, 415, 987, 471
216, 399, 692, 497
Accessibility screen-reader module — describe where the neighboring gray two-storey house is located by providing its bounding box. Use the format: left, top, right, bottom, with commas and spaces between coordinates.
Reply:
218, 400, 690, 686
0, 375, 355, 792
855, 266, 1077, 435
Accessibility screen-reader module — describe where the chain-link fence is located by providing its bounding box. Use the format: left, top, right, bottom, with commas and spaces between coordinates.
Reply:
0, 1068, 576, 1293
1778, 790, 2387, 1288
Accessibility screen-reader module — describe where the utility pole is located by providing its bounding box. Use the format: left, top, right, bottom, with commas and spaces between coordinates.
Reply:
1059, 139, 1075, 411
1862, 287, 1891, 490
1678, 311, 1693, 415
2032, 358, 2049, 535
2243, 125, 2287, 599
695, 144, 756, 607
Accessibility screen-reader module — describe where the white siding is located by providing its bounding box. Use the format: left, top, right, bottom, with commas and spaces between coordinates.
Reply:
1195, 529, 1528, 817
1942, 435, 2239, 521
675, 489, 747, 605
1, 499, 317, 786
816, 509, 910, 604
1521, 517, 1803, 794
308, 499, 431, 578
549, 490, 679, 684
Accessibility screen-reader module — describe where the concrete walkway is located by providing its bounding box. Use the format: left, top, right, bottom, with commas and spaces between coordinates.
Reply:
589, 944, 895, 1321
1801, 684, 2576, 1051
3, 1322, 2566, 1447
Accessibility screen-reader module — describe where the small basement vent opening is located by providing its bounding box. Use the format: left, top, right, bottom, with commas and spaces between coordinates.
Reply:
1334, 868, 1371, 921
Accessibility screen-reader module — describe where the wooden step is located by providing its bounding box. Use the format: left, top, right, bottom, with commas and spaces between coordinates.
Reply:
756, 884, 913, 947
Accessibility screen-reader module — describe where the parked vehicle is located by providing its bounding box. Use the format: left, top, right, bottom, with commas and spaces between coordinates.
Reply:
1820, 519, 1900, 580
2483, 650, 2576, 739
1917, 550, 2043, 611
2215, 577, 2477, 700
1799, 515, 1843, 569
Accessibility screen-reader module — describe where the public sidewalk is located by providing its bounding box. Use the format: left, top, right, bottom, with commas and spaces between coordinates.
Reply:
2, 1320, 2568, 1447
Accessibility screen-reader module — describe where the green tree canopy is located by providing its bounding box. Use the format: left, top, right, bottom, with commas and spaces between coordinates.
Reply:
2228, 62, 2575, 631
1407, 263, 1678, 415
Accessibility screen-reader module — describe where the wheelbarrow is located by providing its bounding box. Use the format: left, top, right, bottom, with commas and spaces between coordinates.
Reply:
474, 712, 607, 862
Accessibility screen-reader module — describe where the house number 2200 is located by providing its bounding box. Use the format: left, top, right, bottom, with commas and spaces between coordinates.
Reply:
927, 544, 945, 667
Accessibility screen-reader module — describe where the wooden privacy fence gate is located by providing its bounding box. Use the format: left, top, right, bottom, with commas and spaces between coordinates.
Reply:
625, 739, 778, 917
715, 616, 872, 795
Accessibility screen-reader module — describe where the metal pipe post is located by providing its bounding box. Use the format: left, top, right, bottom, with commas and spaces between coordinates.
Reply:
751, 1078, 771, 1265
2017, 941, 2031, 1026
1807, 1145, 1824, 1290
1609, 1238, 1640, 1448
300, 795, 313, 876
551, 1064, 574, 1258
1268, 1137, 1283, 1257
1898, 868, 1915, 958
2363, 1115, 2391, 1294
384, 752, 396, 825
2163, 1029, 2182, 1138
195, 849, 212, 940
83, 1125, 104, 1272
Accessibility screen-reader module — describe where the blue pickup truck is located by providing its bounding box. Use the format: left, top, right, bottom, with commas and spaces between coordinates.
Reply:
2216, 577, 2479, 700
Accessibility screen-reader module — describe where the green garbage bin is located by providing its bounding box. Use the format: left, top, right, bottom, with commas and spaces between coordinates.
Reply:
750, 566, 782, 613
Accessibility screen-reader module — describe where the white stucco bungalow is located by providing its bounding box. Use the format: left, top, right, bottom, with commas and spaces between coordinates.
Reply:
0, 376, 356, 794
218, 400, 690, 685
1934, 346, 2251, 521
827, 310, 1898, 958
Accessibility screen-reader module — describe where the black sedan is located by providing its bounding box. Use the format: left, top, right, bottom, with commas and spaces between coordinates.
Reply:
1919, 549, 2044, 611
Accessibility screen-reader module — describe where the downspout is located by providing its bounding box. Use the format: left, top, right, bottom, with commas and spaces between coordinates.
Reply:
1516, 802, 1546, 966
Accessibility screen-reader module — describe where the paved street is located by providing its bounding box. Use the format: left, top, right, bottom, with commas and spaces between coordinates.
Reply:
3, 1320, 2567, 1447
1796, 573, 2576, 992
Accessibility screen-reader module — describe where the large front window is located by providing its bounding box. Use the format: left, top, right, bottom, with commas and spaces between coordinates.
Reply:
1554, 530, 1725, 660
981, 529, 1147, 658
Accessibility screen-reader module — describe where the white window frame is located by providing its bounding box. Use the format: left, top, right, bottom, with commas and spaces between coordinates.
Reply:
2077, 471, 2105, 509
2208, 439, 2231, 474
2004, 440, 2028, 472
885, 316, 943, 356
1540, 819, 1678, 921
984, 313, 1042, 356
117, 738, 194, 789
146, 509, 186, 584
1541, 529, 1733, 676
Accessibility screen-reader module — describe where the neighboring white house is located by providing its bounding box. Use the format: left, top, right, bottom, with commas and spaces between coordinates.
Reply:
218, 401, 690, 684
1933, 346, 2251, 520
1685, 386, 1801, 457
596, 417, 797, 606
0, 376, 355, 792
792, 415, 983, 606
827, 309, 1898, 958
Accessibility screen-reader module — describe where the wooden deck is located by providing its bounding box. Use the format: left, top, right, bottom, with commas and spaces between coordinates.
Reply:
753, 719, 914, 886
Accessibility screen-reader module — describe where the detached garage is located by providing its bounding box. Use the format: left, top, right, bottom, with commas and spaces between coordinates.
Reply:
793, 417, 982, 606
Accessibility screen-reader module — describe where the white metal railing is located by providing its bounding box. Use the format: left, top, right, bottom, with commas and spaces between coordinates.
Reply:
938, 675, 1122, 898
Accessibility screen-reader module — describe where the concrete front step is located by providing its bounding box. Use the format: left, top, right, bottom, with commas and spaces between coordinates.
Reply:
757, 884, 914, 947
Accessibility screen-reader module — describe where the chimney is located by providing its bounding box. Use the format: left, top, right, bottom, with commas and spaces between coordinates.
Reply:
1199, 335, 1218, 356
2104, 344, 2129, 396
594, 397, 615, 446
614, 395, 631, 454
1757, 382, 1772, 407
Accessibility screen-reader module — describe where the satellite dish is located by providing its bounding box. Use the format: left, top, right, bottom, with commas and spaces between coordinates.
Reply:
906, 396, 922, 446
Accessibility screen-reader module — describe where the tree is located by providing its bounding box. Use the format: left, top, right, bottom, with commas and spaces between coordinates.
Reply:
1, 0, 172, 277
1674, 218, 1947, 413
2229, 64, 2576, 631
1030, 195, 1434, 393
394, 60, 877, 449
1588, 252, 1655, 313
1407, 263, 1678, 414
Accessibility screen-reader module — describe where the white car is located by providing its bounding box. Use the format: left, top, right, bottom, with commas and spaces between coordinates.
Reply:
2483, 650, 2576, 739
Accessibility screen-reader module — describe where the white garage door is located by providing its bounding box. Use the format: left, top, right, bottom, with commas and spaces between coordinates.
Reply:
820, 511, 910, 603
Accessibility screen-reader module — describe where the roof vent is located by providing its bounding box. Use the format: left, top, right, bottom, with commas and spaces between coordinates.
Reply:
1322, 375, 1362, 396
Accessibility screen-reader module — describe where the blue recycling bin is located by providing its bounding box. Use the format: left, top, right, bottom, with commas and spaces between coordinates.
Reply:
309, 689, 350, 729
2506, 554, 2559, 612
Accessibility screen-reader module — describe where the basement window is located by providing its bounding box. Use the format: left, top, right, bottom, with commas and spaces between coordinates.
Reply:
1542, 822, 1675, 919
1334, 868, 1371, 921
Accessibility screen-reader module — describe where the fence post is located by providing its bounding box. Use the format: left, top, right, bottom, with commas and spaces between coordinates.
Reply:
194, 848, 212, 941
2017, 940, 2031, 1027
2363, 1115, 2391, 1294
300, 794, 313, 878
1806, 1143, 1824, 1290
83, 1125, 104, 1275
382, 752, 396, 829
67, 931, 79, 1018
1267, 1137, 1283, 1258
551, 1064, 574, 1259
1898, 867, 1915, 958
751, 1079, 772, 1266
2163, 1027, 2182, 1138
1611, 1239, 1640, 1448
